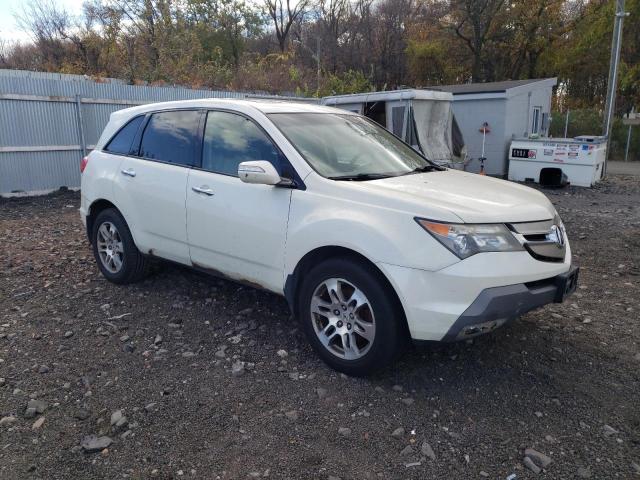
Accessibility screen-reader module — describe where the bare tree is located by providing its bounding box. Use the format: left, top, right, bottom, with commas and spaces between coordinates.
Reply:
0, 37, 8, 66
264, 0, 310, 52
316, 0, 349, 72
373, 0, 415, 87
15, 0, 71, 69
448, 0, 507, 82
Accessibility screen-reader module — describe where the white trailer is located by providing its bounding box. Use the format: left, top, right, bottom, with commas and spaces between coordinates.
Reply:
508, 136, 606, 188
322, 89, 466, 167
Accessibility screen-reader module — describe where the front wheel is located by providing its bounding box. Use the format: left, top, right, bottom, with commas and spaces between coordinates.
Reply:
298, 257, 405, 376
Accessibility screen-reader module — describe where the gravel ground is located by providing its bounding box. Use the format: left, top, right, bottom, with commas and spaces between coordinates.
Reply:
1, 176, 639, 480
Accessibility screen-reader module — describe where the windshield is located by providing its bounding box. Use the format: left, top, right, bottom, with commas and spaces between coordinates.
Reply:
268, 112, 435, 179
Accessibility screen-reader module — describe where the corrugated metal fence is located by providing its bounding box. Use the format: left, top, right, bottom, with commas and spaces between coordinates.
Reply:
0, 69, 313, 195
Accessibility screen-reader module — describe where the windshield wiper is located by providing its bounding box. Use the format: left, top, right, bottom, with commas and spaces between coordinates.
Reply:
400, 164, 443, 175
327, 173, 394, 181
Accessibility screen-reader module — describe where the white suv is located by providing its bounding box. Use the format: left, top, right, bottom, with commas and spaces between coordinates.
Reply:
80, 99, 578, 375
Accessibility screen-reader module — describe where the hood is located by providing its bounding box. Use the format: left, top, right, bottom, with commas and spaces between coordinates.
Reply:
360, 169, 555, 223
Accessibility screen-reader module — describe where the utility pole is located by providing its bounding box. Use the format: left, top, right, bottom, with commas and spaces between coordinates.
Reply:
316, 36, 321, 96
602, 0, 628, 174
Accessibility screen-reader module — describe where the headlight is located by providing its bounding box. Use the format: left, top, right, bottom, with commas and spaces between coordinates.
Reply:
415, 218, 523, 259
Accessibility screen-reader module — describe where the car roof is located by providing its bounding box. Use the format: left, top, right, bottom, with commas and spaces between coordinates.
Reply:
97, 98, 347, 150
113, 98, 339, 118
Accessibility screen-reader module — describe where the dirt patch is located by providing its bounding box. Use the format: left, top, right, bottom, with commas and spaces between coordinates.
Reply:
1, 177, 639, 479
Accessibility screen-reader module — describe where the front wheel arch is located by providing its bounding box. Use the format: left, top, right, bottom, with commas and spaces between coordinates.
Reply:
285, 246, 409, 338
296, 254, 409, 375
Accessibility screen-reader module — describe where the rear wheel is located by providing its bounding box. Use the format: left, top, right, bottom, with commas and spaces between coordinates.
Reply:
91, 208, 147, 284
298, 257, 405, 376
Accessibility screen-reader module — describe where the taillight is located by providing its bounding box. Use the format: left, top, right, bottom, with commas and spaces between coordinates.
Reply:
80, 156, 89, 173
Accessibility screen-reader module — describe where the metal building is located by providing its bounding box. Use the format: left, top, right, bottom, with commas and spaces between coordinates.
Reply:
431, 78, 557, 176
0, 69, 310, 196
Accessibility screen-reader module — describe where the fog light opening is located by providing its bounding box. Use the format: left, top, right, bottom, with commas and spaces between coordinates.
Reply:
458, 318, 508, 339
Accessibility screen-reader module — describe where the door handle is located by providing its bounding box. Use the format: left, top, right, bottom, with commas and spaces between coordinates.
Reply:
121, 168, 136, 177
192, 185, 214, 196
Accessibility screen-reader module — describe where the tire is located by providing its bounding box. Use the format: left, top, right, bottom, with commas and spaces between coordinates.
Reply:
297, 257, 406, 376
91, 208, 148, 284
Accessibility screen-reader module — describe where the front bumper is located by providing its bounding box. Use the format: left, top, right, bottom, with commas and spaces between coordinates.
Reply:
378, 248, 574, 342
441, 265, 579, 341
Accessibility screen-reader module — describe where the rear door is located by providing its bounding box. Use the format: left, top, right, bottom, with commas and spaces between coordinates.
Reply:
113, 109, 201, 264
186, 110, 293, 293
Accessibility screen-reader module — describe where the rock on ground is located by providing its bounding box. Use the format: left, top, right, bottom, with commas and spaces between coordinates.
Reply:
523, 456, 541, 474
80, 435, 113, 453
524, 448, 553, 469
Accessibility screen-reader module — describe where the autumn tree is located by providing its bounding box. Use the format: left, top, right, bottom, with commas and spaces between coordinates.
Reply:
3, 0, 638, 111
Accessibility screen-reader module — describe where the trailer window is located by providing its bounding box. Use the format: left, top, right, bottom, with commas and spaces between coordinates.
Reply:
531, 107, 542, 135
391, 106, 406, 138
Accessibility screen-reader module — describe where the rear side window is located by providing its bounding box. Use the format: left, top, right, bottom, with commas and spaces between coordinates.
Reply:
104, 116, 144, 155
139, 110, 200, 166
202, 111, 282, 176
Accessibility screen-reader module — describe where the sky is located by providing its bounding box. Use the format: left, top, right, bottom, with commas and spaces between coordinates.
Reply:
0, 0, 86, 42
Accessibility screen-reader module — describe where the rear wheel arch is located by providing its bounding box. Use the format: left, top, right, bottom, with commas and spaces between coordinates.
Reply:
285, 246, 409, 334
86, 199, 141, 249
86, 199, 119, 243
90, 207, 148, 284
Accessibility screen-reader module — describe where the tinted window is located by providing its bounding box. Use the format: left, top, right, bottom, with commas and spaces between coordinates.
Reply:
139, 110, 200, 166
202, 111, 282, 176
105, 116, 143, 155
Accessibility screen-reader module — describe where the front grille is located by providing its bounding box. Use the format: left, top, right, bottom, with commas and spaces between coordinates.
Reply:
522, 233, 547, 242
525, 244, 565, 262
508, 219, 566, 263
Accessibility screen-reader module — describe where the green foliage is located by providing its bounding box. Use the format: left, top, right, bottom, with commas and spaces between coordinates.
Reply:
320, 70, 373, 97
185, 0, 264, 68
610, 119, 640, 161
549, 109, 602, 139
288, 65, 300, 82
620, 62, 640, 111
539, 0, 640, 110
550, 109, 639, 161
405, 39, 461, 86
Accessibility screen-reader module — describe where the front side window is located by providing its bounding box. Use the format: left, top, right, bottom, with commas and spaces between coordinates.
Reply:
202, 111, 282, 176
139, 110, 200, 166
269, 112, 433, 179
105, 115, 144, 155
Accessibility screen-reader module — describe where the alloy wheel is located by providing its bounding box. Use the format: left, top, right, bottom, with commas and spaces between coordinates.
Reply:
310, 278, 376, 360
96, 221, 124, 274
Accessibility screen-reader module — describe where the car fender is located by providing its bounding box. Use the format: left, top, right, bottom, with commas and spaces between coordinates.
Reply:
284, 189, 460, 281
82, 151, 141, 247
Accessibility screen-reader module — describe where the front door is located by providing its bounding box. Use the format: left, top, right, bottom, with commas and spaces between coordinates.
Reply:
186, 110, 292, 293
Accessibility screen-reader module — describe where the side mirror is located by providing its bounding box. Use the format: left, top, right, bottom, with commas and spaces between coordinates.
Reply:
238, 161, 282, 186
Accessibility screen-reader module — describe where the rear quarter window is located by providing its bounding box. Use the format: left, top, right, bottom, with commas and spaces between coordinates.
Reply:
104, 115, 144, 155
